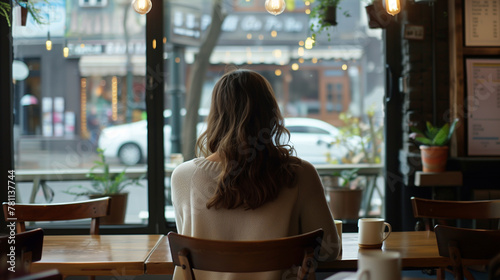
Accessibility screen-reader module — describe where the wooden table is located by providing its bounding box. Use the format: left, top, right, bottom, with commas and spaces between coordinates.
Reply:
32, 235, 163, 276
145, 231, 447, 275
318, 231, 448, 271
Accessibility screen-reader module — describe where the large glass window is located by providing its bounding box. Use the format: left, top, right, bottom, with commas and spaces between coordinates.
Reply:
9, 0, 385, 231
12, 0, 149, 229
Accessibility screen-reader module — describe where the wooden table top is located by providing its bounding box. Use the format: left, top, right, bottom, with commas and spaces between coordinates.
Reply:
32, 234, 163, 276
145, 231, 448, 275
318, 231, 448, 270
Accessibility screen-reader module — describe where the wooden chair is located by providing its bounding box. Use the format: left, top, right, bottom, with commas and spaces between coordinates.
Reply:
490, 252, 500, 280
0, 228, 44, 279
2, 197, 111, 235
12, 269, 62, 280
435, 225, 500, 280
168, 229, 324, 280
411, 197, 500, 231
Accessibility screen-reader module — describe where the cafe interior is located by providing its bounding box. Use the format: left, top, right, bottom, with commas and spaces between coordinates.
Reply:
1, 0, 500, 279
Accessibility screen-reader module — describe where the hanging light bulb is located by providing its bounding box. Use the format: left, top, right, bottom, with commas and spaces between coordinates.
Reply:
265, 0, 286, 16
63, 47, 69, 57
46, 32, 52, 51
132, 0, 152, 15
384, 0, 401, 16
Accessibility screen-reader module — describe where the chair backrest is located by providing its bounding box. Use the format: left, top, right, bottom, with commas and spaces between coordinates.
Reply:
2, 197, 110, 235
411, 197, 500, 230
168, 229, 324, 280
490, 252, 500, 280
0, 228, 44, 278
435, 225, 500, 280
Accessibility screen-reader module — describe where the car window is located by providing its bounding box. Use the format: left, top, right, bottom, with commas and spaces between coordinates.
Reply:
287, 126, 330, 135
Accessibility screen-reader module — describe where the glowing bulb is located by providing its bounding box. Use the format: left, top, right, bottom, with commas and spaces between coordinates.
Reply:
265, 0, 286, 16
384, 0, 401, 16
132, 0, 152, 15
63, 47, 69, 57
305, 37, 315, 49
46, 40, 52, 51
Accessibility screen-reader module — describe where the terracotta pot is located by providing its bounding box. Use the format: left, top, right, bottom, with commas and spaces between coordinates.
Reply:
323, 5, 337, 26
327, 188, 363, 220
420, 145, 449, 172
89, 193, 128, 225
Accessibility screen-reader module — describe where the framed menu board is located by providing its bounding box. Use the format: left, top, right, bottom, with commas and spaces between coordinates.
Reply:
466, 58, 500, 156
464, 0, 500, 46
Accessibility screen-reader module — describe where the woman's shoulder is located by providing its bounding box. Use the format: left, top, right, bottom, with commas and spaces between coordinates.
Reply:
293, 158, 318, 176
171, 157, 221, 178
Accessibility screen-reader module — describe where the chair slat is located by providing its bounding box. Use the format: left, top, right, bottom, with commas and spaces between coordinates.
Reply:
2, 197, 110, 235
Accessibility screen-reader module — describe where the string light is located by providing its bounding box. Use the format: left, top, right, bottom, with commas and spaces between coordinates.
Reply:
384, 0, 401, 16
132, 0, 152, 15
46, 32, 52, 51
265, 0, 286, 16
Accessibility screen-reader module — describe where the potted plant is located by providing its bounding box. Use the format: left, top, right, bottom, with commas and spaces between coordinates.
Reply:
65, 148, 143, 224
1, 0, 48, 27
326, 168, 363, 220
409, 118, 459, 172
307, 0, 350, 43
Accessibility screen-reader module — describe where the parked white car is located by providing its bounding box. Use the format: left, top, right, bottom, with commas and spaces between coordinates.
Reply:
98, 109, 207, 165
284, 117, 356, 164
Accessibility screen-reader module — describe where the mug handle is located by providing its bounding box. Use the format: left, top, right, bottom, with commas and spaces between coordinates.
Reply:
357, 270, 370, 280
382, 222, 392, 241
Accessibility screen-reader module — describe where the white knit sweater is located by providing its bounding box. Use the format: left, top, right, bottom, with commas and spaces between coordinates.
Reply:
171, 157, 339, 280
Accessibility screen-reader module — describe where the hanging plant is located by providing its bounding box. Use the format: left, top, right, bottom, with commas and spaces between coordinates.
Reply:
307, 0, 350, 44
1, 0, 48, 27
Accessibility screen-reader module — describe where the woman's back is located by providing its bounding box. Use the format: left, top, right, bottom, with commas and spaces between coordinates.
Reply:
171, 157, 338, 280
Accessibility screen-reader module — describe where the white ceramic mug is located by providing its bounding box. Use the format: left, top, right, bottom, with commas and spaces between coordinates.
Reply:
358, 218, 392, 249
356, 251, 401, 280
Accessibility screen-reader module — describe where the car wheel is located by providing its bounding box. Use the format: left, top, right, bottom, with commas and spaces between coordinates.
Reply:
118, 143, 142, 165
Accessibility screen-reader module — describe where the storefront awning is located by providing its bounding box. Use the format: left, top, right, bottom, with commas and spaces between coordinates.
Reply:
185, 45, 363, 65
79, 56, 146, 76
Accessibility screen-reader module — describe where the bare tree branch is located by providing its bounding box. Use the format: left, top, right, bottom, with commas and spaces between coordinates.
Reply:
181, 0, 226, 160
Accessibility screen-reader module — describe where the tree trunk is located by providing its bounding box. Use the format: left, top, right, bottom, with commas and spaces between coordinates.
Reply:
181, 0, 226, 160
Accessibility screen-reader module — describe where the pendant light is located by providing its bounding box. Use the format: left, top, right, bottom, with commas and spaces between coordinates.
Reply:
132, 0, 152, 15
265, 0, 286, 16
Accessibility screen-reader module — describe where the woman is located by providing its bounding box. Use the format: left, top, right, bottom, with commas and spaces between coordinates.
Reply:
171, 69, 339, 279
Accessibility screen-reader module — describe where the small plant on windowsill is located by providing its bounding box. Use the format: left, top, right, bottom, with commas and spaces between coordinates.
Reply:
332, 168, 360, 189
65, 148, 143, 197
307, 0, 350, 44
64, 148, 144, 224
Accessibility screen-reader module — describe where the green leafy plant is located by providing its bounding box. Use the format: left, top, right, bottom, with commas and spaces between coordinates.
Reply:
328, 106, 383, 164
410, 118, 459, 147
307, 0, 350, 43
65, 148, 143, 197
332, 168, 360, 187
1, 0, 48, 27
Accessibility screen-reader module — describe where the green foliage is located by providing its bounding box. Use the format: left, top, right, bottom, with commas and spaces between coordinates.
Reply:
1, 0, 48, 27
307, 0, 350, 44
329, 106, 383, 164
332, 168, 359, 187
65, 148, 143, 197
410, 118, 459, 147
0, 2, 11, 26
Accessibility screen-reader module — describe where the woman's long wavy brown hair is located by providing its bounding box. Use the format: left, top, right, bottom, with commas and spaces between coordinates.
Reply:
196, 69, 301, 210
